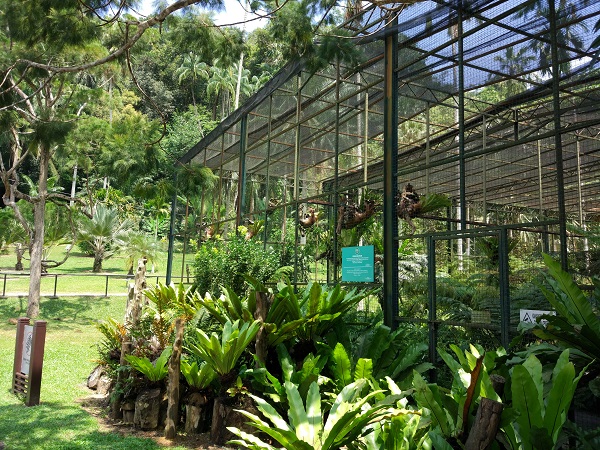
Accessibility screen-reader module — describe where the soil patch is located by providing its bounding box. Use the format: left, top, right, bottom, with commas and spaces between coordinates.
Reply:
77, 394, 234, 449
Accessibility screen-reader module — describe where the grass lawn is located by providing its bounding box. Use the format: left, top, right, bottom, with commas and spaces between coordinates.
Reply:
0, 295, 193, 449
0, 247, 196, 297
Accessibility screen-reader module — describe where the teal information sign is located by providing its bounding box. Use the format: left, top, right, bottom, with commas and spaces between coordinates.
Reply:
341, 246, 374, 282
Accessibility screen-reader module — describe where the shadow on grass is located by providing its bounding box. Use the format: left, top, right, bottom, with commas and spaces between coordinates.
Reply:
0, 297, 123, 333
0, 401, 163, 449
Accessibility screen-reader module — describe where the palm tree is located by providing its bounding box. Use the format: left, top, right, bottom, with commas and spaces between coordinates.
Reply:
490, 46, 536, 97
515, 0, 591, 76
175, 162, 218, 273
78, 204, 132, 272
133, 177, 173, 240
174, 52, 209, 108
118, 230, 164, 276
206, 63, 236, 120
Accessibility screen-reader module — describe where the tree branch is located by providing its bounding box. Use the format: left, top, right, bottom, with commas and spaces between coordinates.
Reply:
18, 1, 207, 75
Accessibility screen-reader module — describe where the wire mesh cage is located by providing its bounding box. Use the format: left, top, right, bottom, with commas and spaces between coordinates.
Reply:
174, 1, 600, 377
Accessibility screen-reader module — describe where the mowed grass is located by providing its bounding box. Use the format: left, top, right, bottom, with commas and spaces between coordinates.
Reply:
0, 295, 191, 450
0, 247, 196, 296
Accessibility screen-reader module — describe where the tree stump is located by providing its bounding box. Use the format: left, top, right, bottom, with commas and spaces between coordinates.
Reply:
184, 392, 209, 434
465, 397, 504, 450
134, 388, 162, 430
112, 257, 147, 420
164, 318, 184, 439
122, 400, 136, 425
211, 396, 258, 445
125, 257, 147, 325
254, 291, 272, 367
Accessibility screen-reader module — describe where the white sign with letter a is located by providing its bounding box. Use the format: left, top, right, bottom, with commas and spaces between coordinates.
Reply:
520, 309, 555, 326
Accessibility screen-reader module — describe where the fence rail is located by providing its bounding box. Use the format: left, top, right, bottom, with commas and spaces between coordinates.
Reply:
0, 272, 194, 298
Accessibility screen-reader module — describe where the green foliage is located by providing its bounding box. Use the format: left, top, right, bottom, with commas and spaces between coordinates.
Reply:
118, 230, 164, 274
95, 317, 126, 369
412, 344, 501, 446
354, 324, 432, 386
366, 410, 431, 450
193, 235, 281, 297
523, 254, 600, 367
144, 282, 202, 330
125, 346, 172, 383
418, 193, 452, 215
0, 207, 26, 251
180, 359, 217, 390
77, 203, 133, 271
274, 280, 376, 344
500, 350, 587, 450
187, 319, 260, 385
162, 106, 217, 160
143, 284, 180, 349
246, 343, 329, 408
228, 379, 402, 450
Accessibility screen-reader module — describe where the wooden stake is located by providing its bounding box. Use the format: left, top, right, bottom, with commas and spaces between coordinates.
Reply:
165, 318, 184, 439
254, 291, 272, 367
465, 398, 504, 450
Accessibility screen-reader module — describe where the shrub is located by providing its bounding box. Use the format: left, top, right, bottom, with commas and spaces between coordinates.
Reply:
193, 235, 281, 297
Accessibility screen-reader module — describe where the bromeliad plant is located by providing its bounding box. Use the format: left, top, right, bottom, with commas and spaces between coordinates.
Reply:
228, 378, 407, 450
353, 324, 432, 387
276, 281, 376, 343
180, 359, 217, 391
125, 346, 172, 383
524, 254, 600, 370
412, 344, 502, 446
187, 319, 260, 389
500, 349, 587, 450
245, 343, 330, 411
196, 278, 375, 363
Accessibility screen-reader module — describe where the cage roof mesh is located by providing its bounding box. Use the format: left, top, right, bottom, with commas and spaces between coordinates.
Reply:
181, 0, 600, 218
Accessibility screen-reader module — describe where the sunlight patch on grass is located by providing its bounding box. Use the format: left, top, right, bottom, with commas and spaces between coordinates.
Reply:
0, 295, 189, 449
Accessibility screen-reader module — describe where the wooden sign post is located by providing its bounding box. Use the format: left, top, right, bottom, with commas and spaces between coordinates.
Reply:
12, 317, 47, 406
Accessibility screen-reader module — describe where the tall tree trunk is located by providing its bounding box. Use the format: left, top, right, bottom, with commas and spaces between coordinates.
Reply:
27, 144, 50, 318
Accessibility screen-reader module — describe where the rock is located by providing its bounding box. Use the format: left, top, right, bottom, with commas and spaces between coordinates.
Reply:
185, 393, 210, 434
122, 399, 136, 425
78, 393, 109, 408
87, 365, 105, 390
134, 388, 162, 430
96, 375, 113, 395
211, 396, 258, 445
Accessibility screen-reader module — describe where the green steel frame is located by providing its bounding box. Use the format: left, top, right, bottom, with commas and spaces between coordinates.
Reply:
168, 0, 600, 357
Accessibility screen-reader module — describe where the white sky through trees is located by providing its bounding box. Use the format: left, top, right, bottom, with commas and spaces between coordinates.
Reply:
137, 0, 267, 30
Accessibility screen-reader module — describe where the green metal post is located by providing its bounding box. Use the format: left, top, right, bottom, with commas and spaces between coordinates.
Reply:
166, 171, 178, 285
236, 115, 248, 229
263, 95, 273, 249
549, 0, 568, 270
333, 61, 341, 283
293, 72, 302, 285
427, 235, 437, 381
458, 1, 466, 229
498, 229, 510, 349
383, 15, 399, 328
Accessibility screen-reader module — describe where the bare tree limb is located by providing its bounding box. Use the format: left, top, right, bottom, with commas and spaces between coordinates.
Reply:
18, 1, 209, 75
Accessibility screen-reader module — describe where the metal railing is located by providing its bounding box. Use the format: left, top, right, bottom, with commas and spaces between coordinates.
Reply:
0, 272, 194, 298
